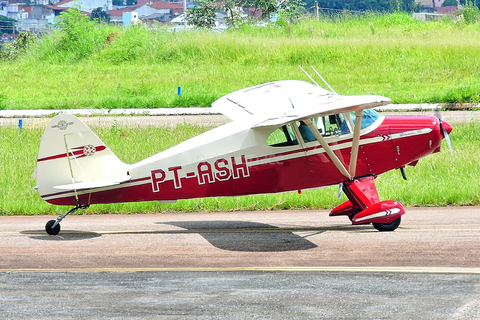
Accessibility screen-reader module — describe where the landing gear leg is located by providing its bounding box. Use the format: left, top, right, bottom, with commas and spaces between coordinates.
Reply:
330, 176, 405, 232
45, 204, 89, 235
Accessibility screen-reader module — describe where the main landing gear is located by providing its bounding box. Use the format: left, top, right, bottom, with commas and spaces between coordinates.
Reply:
330, 175, 405, 232
45, 204, 89, 235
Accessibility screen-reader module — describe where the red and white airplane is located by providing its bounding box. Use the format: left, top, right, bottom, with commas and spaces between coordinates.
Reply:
34, 73, 452, 235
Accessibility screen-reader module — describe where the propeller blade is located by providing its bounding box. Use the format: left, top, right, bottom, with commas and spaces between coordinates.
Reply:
443, 128, 454, 157
439, 119, 454, 157
434, 108, 453, 157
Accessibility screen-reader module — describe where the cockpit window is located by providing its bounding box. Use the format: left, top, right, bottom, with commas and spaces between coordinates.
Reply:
324, 114, 350, 136
301, 114, 350, 138
266, 124, 298, 147
359, 109, 380, 129
297, 116, 347, 142
267, 110, 381, 147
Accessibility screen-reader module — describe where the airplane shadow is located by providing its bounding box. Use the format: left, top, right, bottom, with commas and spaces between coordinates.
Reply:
162, 220, 320, 252
21, 230, 102, 241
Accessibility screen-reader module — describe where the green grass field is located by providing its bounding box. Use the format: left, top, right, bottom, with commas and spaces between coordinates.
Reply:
0, 121, 478, 216
1, 12, 480, 110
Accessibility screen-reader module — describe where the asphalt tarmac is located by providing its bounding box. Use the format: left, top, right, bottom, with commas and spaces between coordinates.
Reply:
1, 207, 480, 319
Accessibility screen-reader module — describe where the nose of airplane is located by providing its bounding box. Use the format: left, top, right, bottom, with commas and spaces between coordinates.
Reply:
440, 120, 453, 137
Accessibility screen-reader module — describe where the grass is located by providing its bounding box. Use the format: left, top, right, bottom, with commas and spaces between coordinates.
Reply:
1, 13, 480, 110
0, 121, 478, 216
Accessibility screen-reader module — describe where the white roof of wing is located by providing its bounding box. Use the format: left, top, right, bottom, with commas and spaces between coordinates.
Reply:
211, 80, 391, 127
212, 80, 331, 122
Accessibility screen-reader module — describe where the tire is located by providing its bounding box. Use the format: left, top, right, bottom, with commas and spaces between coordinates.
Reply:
372, 217, 401, 232
45, 220, 60, 235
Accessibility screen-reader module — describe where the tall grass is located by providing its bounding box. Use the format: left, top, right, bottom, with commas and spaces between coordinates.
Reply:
0, 121, 478, 216
0, 12, 480, 110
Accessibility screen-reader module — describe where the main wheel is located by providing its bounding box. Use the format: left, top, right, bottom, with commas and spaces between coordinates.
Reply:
45, 220, 60, 235
372, 217, 401, 232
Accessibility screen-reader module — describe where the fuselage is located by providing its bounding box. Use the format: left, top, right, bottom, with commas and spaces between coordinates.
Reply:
45, 113, 448, 206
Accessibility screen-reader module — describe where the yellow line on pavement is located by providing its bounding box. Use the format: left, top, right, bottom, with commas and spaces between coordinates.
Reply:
2, 266, 480, 274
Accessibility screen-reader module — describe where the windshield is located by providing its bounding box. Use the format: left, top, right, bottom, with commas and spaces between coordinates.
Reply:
266, 109, 381, 146
357, 109, 380, 130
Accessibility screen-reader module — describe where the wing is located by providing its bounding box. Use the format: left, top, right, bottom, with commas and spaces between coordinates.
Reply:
212, 80, 391, 180
211, 80, 391, 128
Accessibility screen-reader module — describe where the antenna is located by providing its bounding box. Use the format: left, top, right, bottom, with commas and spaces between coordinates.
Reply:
298, 65, 321, 87
311, 66, 338, 95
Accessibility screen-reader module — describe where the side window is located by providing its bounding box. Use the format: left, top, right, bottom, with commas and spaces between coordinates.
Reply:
297, 119, 319, 143
321, 113, 351, 136
297, 115, 351, 143
266, 124, 298, 147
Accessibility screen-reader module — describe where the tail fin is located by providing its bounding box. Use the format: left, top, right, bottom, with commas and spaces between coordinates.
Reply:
34, 114, 130, 204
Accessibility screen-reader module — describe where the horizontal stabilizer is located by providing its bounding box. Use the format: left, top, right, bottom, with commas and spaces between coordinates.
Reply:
54, 175, 131, 190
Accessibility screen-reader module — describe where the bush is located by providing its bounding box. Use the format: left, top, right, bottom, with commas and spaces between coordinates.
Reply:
33, 8, 117, 62
0, 31, 37, 61
463, 1, 479, 24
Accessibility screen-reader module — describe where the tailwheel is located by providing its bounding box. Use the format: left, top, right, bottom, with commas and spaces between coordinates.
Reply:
372, 217, 401, 232
45, 220, 61, 235
44, 204, 89, 235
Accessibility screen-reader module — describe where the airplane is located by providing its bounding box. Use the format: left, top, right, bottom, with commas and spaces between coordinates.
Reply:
33, 69, 452, 235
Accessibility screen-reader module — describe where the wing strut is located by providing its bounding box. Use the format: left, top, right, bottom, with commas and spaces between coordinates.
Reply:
348, 110, 363, 178
303, 119, 352, 180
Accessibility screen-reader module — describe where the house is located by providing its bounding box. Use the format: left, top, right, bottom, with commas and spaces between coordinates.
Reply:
0, 4, 28, 20
14, 5, 55, 31
139, 0, 183, 22
1, 4, 62, 32
416, 0, 459, 12
1, 33, 18, 43
122, 11, 138, 26
436, 6, 459, 15
19, 5, 55, 21
51, 0, 112, 12
108, 0, 184, 24
109, 8, 134, 23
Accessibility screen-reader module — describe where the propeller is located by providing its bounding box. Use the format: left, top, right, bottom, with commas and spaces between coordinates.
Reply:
435, 108, 454, 157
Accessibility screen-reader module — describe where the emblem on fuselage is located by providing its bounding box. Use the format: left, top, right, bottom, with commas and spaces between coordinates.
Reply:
83, 144, 96, 157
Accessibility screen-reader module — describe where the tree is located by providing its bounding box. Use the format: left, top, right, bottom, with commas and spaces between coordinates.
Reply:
442, 0, 458, 6
225, 0, 305, 27
224, 0, 248, 28
91, 7, 111, 23
462, 0, 479, 24
397, 0, 418, 12
246, 0, 279, 19
187, 0, 305, 29
459, 0, 480, 10
303, 0, 417, 13
186, 0, 218, 29
278, 0, 306, 21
